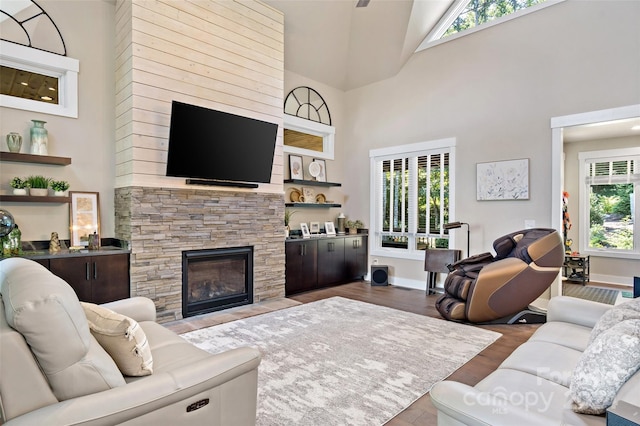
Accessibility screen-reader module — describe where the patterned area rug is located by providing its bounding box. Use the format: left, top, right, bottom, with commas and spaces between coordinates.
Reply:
181, 297, 501, 426
563, 282, 619, 305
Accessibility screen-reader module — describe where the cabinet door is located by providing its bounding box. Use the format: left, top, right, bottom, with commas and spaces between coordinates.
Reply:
345, 236, 368, 280
285, 240, 317, 295
49, 257, 92, 302
91, 254, 130, 304
317, 238, 345, 287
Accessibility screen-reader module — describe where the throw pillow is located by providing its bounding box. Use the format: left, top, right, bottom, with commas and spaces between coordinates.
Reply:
589, 298, 640, 345
81, 302, 153, 376
570, 319, 640, 414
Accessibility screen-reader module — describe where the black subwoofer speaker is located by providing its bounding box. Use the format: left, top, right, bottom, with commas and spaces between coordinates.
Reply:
371, 265, 389, 286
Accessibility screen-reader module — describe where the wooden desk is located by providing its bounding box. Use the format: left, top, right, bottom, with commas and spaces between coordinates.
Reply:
424, 248, 461, 295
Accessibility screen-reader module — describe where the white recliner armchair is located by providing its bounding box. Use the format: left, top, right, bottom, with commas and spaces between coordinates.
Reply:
0, 257, 261, 425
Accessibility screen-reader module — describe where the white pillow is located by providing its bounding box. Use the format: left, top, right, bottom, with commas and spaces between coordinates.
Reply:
81, 302, 153, 377
570, 319, 640, 414
589, 298, 640, 345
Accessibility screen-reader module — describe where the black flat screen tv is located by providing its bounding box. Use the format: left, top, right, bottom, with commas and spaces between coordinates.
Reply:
166, 101, 278, 185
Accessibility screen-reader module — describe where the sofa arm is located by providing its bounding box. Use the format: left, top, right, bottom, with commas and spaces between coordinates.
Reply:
100, 297, 157, 322
430, 381, 554, 426
546, 295, 611, 328
4, 346, 261, 426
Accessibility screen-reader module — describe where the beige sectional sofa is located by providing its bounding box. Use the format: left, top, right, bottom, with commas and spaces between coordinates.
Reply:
0, 257, 261, 425
431, 295, 640, 425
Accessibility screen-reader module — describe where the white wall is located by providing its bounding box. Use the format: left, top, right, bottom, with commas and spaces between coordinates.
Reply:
0, 0, 116, 242
338, 0, 640, 287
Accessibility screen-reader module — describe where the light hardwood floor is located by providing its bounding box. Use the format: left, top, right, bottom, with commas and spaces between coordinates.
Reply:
166, 282, 540, 425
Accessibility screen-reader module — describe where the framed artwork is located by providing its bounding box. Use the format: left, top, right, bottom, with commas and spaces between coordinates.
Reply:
302, 187, 315, 204
300, 223, 310, 238
476, 158, 529, 201
312, 158, 327, 182
289, 155, 304, 180
325, 222, 336, 236
310, 222, 320, 234
69, 191, 100, 247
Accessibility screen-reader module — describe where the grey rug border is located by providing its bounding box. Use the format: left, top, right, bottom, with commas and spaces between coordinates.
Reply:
182, 296, 503, 425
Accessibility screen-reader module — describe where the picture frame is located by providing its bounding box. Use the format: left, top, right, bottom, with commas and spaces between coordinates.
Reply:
300, 223, 310, 238
302, 187, 315, 204
476, 158, 529, 201
310, 222, 320, 234
69, 191, 101, 247
312, 158, 327, 182
289, 155, 304, 180
325, 221, 336, 236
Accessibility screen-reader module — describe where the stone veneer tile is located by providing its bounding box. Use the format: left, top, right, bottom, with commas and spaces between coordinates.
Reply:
115, 187, 286, 322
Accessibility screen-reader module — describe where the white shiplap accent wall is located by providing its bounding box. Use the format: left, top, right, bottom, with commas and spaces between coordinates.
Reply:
115, 0, 284, 193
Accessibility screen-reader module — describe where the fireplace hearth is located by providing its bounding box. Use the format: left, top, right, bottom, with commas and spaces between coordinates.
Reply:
182, 246, 253, 317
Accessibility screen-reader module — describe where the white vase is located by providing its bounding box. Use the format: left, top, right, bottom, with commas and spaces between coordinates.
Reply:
54, 190, 66, 196
12, 188, 28, 195
30, 188, 48, 196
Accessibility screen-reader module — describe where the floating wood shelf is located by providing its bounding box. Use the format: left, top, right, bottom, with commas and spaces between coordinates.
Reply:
0, 152, 71, 166
0, 195, 71, 203
285, 202, 342, 208
284, 179, 341, 187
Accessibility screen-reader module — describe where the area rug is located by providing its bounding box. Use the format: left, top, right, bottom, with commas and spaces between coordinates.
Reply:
181, 296, 501, 425
563, 282, 619, 305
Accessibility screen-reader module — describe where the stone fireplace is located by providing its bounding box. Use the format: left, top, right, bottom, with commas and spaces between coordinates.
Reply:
115, 186, 286, 323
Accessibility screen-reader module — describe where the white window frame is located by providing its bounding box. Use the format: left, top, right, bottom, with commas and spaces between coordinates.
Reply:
369, 138, 456, 261
283, 114, 335, 160
0, 41, 79, 118
415, 0, 565, 53
578, 147, 640, 260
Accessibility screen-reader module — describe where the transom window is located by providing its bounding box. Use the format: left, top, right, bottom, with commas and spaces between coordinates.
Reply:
578, 148, 640, 259
370, 139, 456, 260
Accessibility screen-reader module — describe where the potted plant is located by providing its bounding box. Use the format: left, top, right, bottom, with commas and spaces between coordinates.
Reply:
10, 177, 30, 195
284, 210, 297, 238
345, 219, 364, 235
51, 180, 70, 196
26, 175, 51, 196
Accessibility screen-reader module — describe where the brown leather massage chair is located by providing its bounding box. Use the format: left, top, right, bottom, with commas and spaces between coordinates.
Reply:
435, 228, 564, 324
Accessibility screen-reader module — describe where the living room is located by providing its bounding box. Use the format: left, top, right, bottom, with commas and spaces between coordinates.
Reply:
0, 0, 639, 425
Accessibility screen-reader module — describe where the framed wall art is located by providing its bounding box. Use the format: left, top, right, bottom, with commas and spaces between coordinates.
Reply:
289, 155, 304, 180
69, 191, 100, 247
300, 223, 310, 238
310, 222, 320, 234
312, 158, 327, 182
476, 158, 529, 201
325, 222, 336, 236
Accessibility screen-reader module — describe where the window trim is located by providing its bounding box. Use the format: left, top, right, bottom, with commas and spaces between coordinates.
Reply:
415, 0, 565, 53
0, 41, 79, 118
578, 147, 640, 260
369, 138, 456, 261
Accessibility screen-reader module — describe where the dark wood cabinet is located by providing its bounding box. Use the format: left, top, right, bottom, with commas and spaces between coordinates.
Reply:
49, 253, 130, 304
317, 238, 345, 287
286, 235, 368, 295
345, 235, 368, 280
285, 240, 318, 296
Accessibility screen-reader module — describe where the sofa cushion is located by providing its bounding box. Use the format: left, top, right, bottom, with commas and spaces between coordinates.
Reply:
0, 258, 125, 401
81, 302, 153, 376
570, 319, 640, 414
589, 298, 640, 345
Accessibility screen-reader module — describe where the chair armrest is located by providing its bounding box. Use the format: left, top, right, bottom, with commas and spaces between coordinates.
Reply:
430, 381, 554, 426
4, 347, 261, 426
546, 295, 611, 328
100, 297, 157, 322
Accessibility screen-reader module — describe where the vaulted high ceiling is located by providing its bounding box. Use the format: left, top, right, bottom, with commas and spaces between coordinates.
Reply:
264, 0, 455, 91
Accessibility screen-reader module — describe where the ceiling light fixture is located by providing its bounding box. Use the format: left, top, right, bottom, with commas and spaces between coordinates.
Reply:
20, 82, 28, 86
41, 96, 52, 101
